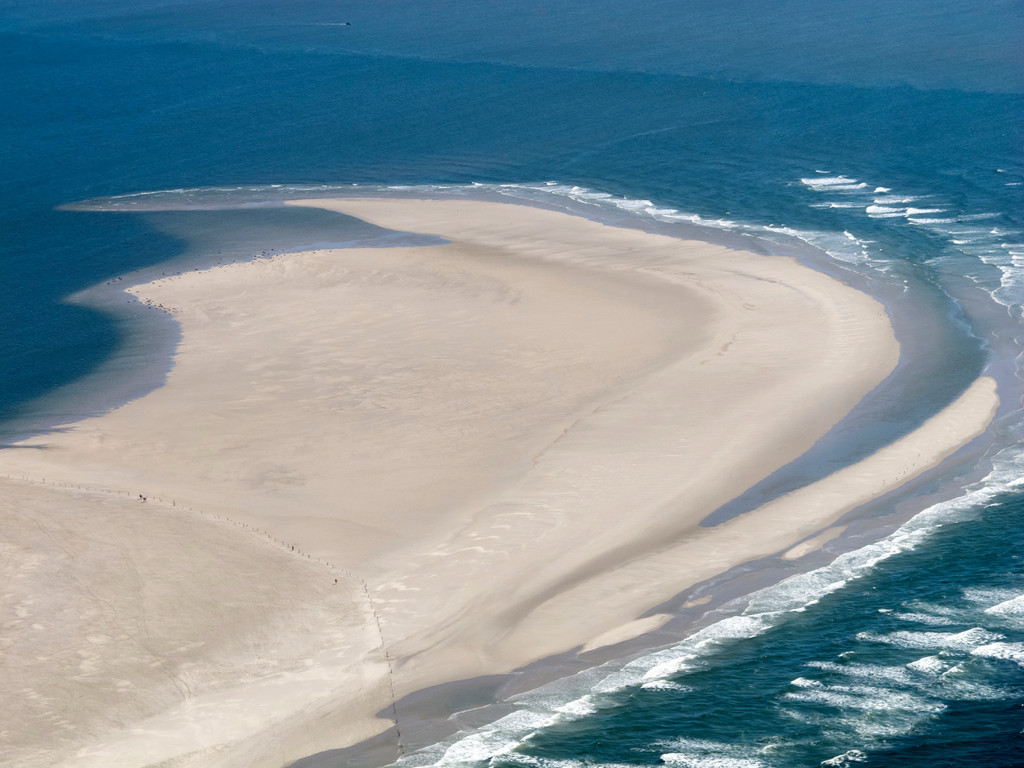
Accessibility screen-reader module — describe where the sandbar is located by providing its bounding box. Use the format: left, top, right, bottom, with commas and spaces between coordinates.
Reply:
0, 199, 997, 768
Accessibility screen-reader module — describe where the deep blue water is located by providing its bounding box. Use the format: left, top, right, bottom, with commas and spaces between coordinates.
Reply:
2, 1, 1022, 766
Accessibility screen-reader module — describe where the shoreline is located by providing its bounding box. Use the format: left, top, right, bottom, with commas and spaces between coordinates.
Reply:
11, 184, 991, 461
0, 198, 999, 768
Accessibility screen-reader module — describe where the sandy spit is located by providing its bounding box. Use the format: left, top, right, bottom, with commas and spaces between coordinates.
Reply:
0, 199, 997, 768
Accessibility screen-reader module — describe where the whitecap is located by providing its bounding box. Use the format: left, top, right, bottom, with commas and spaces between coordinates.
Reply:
640, 680, 691, 692
906, 655, 950, 675
659, 738, 767, 768
892, 610, 958, 626
806, 660, 914, 685
856, 627, 1004, 651
935, 663, 1011, 701
962, 587, 1021, 606
872, 195, 923, 204
865, 205, 906, 218
971, 641, 1024, 665
783, 683, 944, 714
984, 594, 1024, 618
555, 695, 597, 717
791, 676, 825, 688
611, 197, 655, 211
907, 217, 958, 225
660, 755, 766, 768
425, 709, 560, 766
801, 176, 869, 192
640, 615, 773, 681
821, 749, 868, 766
805, 657, 1004, 702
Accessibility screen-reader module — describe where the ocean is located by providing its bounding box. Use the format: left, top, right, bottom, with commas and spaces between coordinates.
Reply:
2, 1, 1022, 766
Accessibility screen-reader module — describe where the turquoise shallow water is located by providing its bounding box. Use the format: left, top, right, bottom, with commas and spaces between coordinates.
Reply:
2, 1, 1022, 765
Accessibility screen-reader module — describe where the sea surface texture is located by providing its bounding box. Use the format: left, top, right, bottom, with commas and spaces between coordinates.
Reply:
2, 1, 1022, 766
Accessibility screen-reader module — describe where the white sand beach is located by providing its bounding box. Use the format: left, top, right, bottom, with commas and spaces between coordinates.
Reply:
0, 199, 999, 768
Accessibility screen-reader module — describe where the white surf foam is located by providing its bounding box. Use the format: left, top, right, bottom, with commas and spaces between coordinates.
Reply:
971, 641, 1024, 666
782, 679, 946, 742
855, 627, 1005, 651
410, 709, 557, 766
496, 758, 636, 768
984, 594, 1024, 620
962, 587, 1022, 606
796, 172, 1022, 310
806, 656, 1005, 702
906, 655, 950, 675
783, 639, 1011, 751
821, 750, 868, 767
640, 680, 692, 692
934, 663, 1011, 701
872, 195, 925, 205
806, 660, 916, 685
801, 176, 869, 192
660, 754, 767, 768
659, 738, 768, 768
784, 683, 944, 714
892, 611, 959, 626
865, 205, 907, 218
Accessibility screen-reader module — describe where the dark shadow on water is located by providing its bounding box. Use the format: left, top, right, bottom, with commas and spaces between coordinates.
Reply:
0, 203, 445, 447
